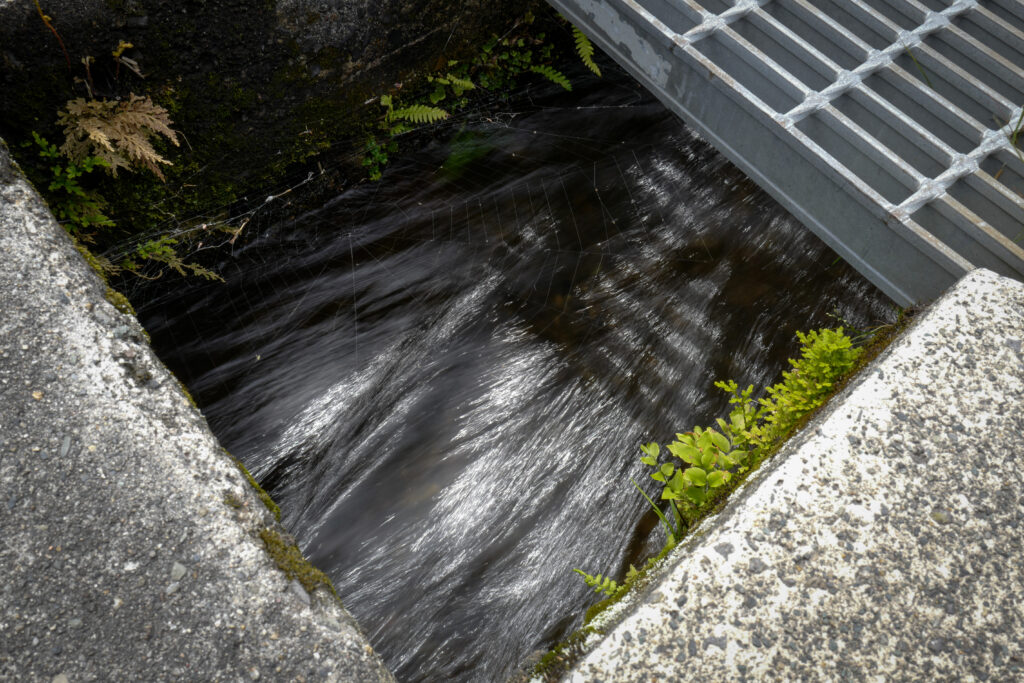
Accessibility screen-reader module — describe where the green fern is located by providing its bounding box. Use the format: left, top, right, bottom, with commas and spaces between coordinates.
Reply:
530, 64, 572, 91
387, 104, 450, 125
573, 26, 601, 77
446, 74, 476, 94
573, 569, 621, 598
122, 235, 222, 281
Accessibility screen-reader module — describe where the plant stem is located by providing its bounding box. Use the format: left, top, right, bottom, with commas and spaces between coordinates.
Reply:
32, 1, 72, 75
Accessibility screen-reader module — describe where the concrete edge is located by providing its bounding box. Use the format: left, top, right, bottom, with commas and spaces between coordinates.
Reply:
0, 136, 396, 681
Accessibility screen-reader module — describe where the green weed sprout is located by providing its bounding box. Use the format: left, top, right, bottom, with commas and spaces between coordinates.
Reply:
27, 131, 114, 237
575, 328, 864, 602
642, 422, 750, 513
573, 565, 638, 599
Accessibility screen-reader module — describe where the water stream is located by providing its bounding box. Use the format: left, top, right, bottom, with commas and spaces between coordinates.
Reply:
139, 64, 894, 681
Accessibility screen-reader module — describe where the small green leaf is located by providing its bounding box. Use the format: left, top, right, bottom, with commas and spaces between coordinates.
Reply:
697, 430, 713, 451
668, 442, 701, 465
640, 442, 660, 458
676, 433, 695, 446
660, 463, 675, 478
667, 469, 687, 493
710, 430, 731, 452
715, 379, 738, 394
700, 451, 715, 469
707, 470, 727, 488
446, 74, 475, 91
529, 65, 572, 91
632, 478, 679, 543
573, 26, 602, 77
640, 455, 658, 467
651, 472, 666, 482
684, 486, 706, 505
684, 467, 707, 487
388, 104, 449, 125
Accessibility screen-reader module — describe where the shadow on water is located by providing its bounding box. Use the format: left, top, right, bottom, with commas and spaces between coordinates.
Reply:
138, 62, 895, 682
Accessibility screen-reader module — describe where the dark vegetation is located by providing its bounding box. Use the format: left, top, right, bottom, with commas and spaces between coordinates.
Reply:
2, 0, 602, 291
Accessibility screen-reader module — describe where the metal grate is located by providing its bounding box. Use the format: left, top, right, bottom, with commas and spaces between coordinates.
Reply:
549, 0, 1024, 304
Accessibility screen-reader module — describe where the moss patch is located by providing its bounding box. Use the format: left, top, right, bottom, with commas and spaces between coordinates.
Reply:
104, 286, 136, 316
167, 374, 199, 410
229, 454, 282, 523
532, 627, 595, 681
259, 527, 337, 598
71, 240, 138, 316
74, 242, 109, 280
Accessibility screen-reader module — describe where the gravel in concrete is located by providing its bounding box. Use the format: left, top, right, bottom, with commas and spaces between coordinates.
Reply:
0, 139, 394, 681
568, 268, 1024, 682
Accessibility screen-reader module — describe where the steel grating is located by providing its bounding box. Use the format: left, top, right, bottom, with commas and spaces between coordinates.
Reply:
548, 0, 1024, 304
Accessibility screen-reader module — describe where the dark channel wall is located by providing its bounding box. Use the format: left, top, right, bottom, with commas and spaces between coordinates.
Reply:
0, 0, 530, 223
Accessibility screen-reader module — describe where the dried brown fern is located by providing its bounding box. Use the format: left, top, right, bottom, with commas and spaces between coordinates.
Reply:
57, 94, 179, 180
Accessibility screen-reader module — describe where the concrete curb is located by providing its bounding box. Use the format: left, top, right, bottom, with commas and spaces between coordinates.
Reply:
0, 140, 394, 681
567, 268, 1024, 681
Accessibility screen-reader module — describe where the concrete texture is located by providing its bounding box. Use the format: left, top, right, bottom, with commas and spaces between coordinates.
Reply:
567, 268, 1024, 681
0, 140, 394, 681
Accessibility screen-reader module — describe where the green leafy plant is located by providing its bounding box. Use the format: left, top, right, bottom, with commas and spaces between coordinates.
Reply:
25, 132, 114, 238
572, 569, 620, 598
359, 94, 450, 176
427, 72, 476, 104
637, 327, 860, 520
381, 95, 450, 127
575, 328, 863, 601
360, 10, 585, 179
717, 327, 862, 450
361, 137, 393, 182
631, 470, 681, 545
573, 26, 601, 77
645, 424, 751, 509
121, 235, 222, 281
473, 20, 556, 91
529, 64, 572, 91
573, 565, 638, 599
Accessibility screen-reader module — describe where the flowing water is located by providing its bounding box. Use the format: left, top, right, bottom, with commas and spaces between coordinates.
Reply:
138, 64, 894, 681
